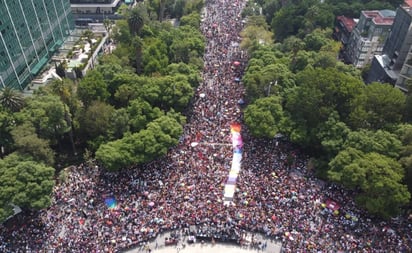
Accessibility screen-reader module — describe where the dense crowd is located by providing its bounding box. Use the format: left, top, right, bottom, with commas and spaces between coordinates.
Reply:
1, 0, 411, 252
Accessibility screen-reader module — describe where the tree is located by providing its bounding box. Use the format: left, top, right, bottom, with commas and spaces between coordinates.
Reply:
329, 150, 410, 218
271, 6, 304, 41
0, 108, 16, 157
244, 96, 286, 138
343, 129, 402, 159
96, 57, 134, 96
0, 153, 55, 223
0, 87, 25, 112
284, 68, 363, 148
317, 112, 351, 158
127, 5, 147, 36
243, 62, 295, 101
10, 122, 55, 165
96, 115, 183, 171
303, 28, 330, 51
132, 36, 144, 75
142, 37, 169, 75
180, 12, 201, 29
103, 18, 113, 40
127, 99, 164, 133
77, 101, 115, 141
154, 75, 194, 111
112, 19, 132, 44
169, 26, 205, 64
95, 137, 135, 171
45, 79, 79, 154
395, 124, 412, 193
55, 62, 66, 78
17, 94, 71, 150
77, 70, 110, 107
240, 16, 274, 53
107, 108, 130, 140
349, 82, 406, 130
166, 62, 201, 87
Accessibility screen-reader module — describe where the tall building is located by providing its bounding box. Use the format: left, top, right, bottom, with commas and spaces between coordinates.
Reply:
70, 0, 123, 24
333, 15, 357, 47
0, 0, 74, 90
368, 1, 412, 91
344, 10, 395, 68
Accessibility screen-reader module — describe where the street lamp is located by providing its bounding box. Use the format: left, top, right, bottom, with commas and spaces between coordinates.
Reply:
266, 80, 278, 96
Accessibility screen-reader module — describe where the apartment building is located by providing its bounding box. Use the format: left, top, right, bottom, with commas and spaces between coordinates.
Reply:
0, 0, 74, 90
344, 10, 395, 68
368, 1, 412, 91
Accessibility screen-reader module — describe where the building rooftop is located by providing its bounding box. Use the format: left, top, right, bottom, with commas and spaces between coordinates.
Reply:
362, 10, 395, 25
336, 15, 357, 33
71, 0, 120, 8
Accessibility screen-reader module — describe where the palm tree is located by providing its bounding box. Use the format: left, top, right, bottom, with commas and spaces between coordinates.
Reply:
159, 0, 166, 22
128, 7, 145, 36
132, 36, 144, 75
48, 79, 77, 155
0, 87, 25, 112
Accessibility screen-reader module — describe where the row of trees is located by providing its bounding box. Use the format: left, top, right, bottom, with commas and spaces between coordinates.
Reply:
242, 0, 403, 41
0, 1, 205, 222
240, 8, 411, 218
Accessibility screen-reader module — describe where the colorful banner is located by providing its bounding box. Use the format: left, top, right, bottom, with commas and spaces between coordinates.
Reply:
224, 123, 243, 206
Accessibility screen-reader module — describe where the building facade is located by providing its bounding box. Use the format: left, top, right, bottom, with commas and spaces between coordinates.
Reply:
368, 2, 412, 91
333, 16, 357, 47
70, 0, 124, 24
0, 0, 74, 90
344, 10, 395, 68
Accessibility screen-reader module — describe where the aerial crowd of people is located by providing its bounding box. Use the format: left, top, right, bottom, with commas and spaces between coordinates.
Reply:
1, 0, 412, 252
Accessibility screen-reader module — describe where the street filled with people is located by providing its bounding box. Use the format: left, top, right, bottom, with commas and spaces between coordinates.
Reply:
1, 0, 412, 252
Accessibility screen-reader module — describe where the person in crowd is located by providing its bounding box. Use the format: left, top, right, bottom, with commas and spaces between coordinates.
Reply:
0, 0, 411, 252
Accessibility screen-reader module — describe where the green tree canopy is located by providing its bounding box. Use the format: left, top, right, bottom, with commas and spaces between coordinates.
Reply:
349, 82, 406, 130
77, 70, 110, 107
76, 101, 115, 141
243, 62, 295, 101
96, 114, 183, 171
329, 149, 410, 218
0, 153, 55, 222
180, 12, 201, 29
17, 94, 71, 147
284, 68, 363, 148
317, 112, 351, 158
168, 26, 205, 64
395, 124, 412, 193
244, 96, 286, 138
0, 108, 15, 156
142, 37, 169, 75
127, 99, 164, 133
343, 129, 402, 159
10, 122, 55, 165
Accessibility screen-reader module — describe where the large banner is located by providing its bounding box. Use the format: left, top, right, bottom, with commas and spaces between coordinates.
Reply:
224, 123, 243, 205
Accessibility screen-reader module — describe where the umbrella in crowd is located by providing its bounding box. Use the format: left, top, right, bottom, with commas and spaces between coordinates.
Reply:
104, 197, 117, 209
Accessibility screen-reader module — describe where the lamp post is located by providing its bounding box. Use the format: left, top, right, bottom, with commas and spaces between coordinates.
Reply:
266, 80, 278, 96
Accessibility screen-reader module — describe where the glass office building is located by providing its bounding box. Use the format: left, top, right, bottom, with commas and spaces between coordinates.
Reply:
0, 0, 74, 90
